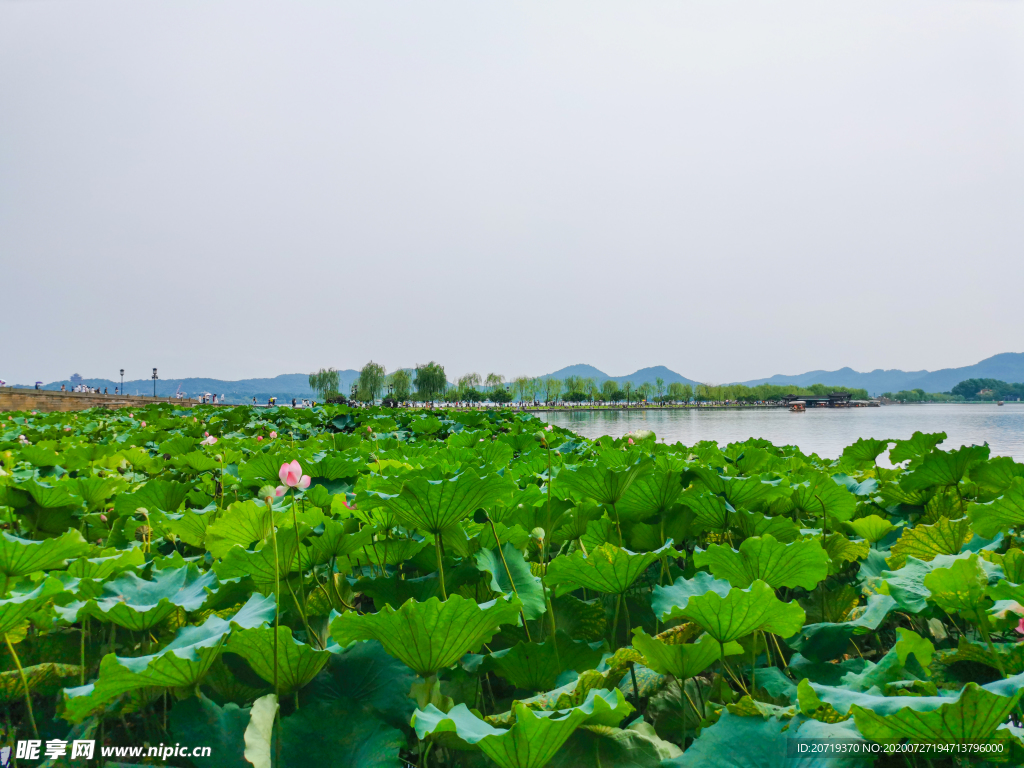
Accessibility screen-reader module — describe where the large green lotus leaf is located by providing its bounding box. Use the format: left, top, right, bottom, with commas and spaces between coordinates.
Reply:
851, 682, 1023, 744
631, 630, 742, 679
372, 470, 514, 534
969, 478, 1024, 539
547, 594, 607, 642
546, 719, 681, 768
844, 515, 895, 544
658, 580, 805, 643
615, 467, 685, 523
923, 554, 991, 614
988, 579, 1024, 605
114, 479, 191, 516
652, 572, 733, 621
786, 594, 897, 662
901, 444, 990, 492
732, 509, 800, 544
215, 526, 303, 584
168, 694, 251, 768
59, 563, 220, 631
841, 438, 892, 467
204, 500, 272, 559
279, 697, 405, 768
17, 444, 63, 468
889, 431, 947, 464
304, 639, 416, 729
790, 473, 857, 523
0, 530, 90, 582
174, 451, 221, 473
970, 458, 1024, 500
887, 516, 971, 568
879, 552, 1002, 613
549, 499, 604, 544
413, 688, 633, 768
0, 662, 82, 703
68, 476, 122, 510
166, 506, 219, 549
546, 541, 679, 596
557, 461, 653, 506
693, 534, 828, 590
65, 547, 145, 581
226, 626, 331, 694
0, 578, 64, 634
19, 478, 81, 509
300, 519, 375, 568
474, 543, 546, 620
473, 632, 605, 692
718, 476, 787, 511
663, 711, 867, 768
62, 592, 275, 723
678, 489, 734, 531
330, 594, 522, 678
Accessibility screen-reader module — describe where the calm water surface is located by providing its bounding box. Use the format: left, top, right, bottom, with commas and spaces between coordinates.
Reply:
537, 404, 1024, 463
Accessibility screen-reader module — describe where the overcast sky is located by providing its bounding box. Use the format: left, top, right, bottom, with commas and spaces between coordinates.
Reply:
2, 0, 1022, 386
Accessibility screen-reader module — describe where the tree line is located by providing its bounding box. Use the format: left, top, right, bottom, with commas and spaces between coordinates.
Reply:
880, 378, 1024, 403
309, 364, 871, 405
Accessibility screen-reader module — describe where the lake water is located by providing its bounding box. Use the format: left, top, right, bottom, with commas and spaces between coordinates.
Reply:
537, 404, 1024, 463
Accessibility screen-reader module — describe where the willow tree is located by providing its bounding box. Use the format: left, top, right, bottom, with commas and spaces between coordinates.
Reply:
308, 368, 340, 400
543, 377, 563, 405
484, 373, 505, 393
358, 361, 387, 402
415, 362, 447, 403
514, 376, 530, 403
388, 369, 412, 400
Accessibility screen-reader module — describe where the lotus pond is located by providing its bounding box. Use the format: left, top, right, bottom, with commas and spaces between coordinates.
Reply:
1, 404, 1024, 767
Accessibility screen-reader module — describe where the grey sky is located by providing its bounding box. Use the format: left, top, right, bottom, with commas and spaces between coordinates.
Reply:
2, 0, 1022, 386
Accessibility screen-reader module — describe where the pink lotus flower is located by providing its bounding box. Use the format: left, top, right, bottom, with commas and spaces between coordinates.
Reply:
269, 431, 277, 439
129, 413, 134, 418
628, 438, 634, 445
544, 425, 553, 432
200, 435, 218, 446
99, 514, 108, 522
1017, 617, 1024, 635
278, 460, 311, 490
256, 436, 263, 441
204, 431, 209, 437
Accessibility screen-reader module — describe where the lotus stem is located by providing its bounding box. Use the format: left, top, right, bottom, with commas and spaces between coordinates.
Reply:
680, 675, 688, 751
265, 499, 280, 699
489, 520, 531, 641
974, 609, 1007, 678
5, 631, 38, 739
435, 537, 447, 600
610, 594, 622, 649
80, 618, 87, 685
289, 490, 311, 633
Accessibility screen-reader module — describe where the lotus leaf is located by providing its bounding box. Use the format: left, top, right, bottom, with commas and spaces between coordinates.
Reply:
694, 534, 829, 590
330, 594, 522, 677
473, 632, 605, 691
656, 579, 805, 643
474, 543, 546, 620
413, 688, 633, 768
546, 541, 680, 595
226, 626, 332, 694
631, 630, 742, 679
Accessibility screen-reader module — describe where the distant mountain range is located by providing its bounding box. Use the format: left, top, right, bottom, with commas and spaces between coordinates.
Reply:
18, 352, 1024, 402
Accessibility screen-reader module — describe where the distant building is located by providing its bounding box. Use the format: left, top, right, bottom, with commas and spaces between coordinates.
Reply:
781, 392, 852, 407
978, 388, 994, 396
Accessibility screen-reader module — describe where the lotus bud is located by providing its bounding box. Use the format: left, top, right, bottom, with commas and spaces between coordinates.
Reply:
214, 454, 223, 462
257, 436, 263, 441
99, 514, 108, 522
1018, 617, 1024, 635
628, 438, 634, 445
269, 431, 277, 438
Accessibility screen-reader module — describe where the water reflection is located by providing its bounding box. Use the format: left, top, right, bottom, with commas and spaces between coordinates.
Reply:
537, 404, 1024, 463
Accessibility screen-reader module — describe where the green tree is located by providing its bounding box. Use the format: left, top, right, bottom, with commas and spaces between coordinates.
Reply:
514, 376, 530, 404
484, 373, 505, 393
638, 382, 653, 403
357, 361, 387, 403
414, 362, 447, 403
655, 377, 665, 402
387, 369, 412, 401
601, 380, 618, 401
308, 368, 340, 401
458, 373, 482, 400
623, 381, 634, 405
544, 377, 563, 405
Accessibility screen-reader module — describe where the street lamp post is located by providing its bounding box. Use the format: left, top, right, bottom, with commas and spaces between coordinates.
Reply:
152, 368, 158, 398
120, 369, 124, 396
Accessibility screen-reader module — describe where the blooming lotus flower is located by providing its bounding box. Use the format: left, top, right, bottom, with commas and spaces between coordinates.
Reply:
544, 425, 553, 432
269, 431, 277, 438
278, 460, 311, 490
200, 435, 218, 446
256, 436, 263, 441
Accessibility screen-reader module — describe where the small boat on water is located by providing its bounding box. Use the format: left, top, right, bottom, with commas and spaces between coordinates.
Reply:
789, 401, 806, 412
998, 401, 1004, 406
